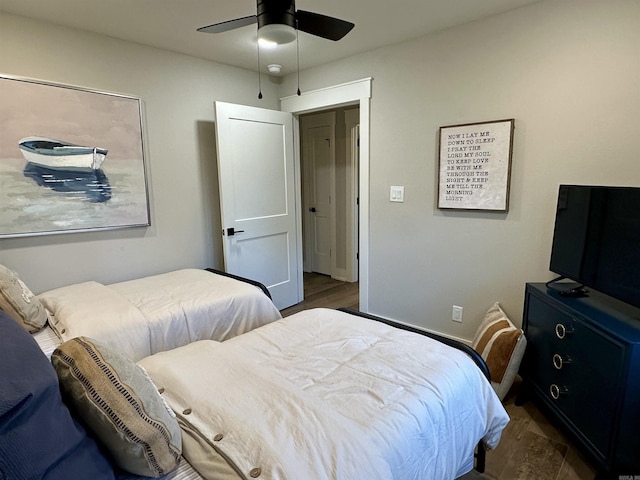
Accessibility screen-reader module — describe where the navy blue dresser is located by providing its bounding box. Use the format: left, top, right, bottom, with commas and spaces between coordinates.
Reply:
519, 283, 640, 479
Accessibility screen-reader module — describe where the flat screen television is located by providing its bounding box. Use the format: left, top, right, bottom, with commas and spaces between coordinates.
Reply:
549, 184, 640, 309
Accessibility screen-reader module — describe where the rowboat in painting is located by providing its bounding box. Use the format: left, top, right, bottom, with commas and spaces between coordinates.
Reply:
18, 137, 108, 171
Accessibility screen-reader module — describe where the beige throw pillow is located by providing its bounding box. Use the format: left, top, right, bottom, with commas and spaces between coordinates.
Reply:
52, 337, 182, 477
472, 302, 527, 401
0, 264, 48, 332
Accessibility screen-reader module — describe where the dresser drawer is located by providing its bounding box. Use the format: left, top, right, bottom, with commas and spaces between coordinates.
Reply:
523, 293, 625, 456
531, 364, 618, 456
524, 294, 623, 381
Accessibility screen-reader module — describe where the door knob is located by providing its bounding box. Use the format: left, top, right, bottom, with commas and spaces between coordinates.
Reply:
226, 227, 245, 236
309, 207, 317, 212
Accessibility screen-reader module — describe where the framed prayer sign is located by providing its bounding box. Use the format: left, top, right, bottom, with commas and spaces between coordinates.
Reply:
437, 119, 515, 212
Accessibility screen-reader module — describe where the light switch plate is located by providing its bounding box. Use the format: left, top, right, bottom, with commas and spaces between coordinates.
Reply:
452, 305, 463, 323
390, 186, 405, 202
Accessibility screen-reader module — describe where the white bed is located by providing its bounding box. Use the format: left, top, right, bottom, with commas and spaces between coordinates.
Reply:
138, 308, 510, 480
23, 306, 509, 480
36, 268, 282, 360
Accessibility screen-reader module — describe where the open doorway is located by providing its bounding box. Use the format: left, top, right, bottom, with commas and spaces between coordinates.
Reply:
281, 77, 371, 312
299, 107, 360, 303
300, 107, 359, 282
214, 79, 370, 311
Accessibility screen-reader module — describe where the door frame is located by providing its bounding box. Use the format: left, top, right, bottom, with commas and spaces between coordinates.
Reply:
344, 109, 360, 283
281, 78, 372, 312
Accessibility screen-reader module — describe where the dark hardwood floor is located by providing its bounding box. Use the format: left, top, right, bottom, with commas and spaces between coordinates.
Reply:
461, 377, 596, 480
281, 273, 597, 480
280, 272, 359, 317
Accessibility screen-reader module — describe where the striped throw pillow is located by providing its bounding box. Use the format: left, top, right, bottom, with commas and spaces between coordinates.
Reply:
52, 337, 182, 477
472, 302, 526, 401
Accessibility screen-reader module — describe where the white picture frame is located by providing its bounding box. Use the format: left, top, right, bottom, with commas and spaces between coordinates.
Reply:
0, 74, 150, 238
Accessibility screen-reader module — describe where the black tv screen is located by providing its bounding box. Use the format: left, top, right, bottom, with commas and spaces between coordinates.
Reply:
549, 185, 640, 309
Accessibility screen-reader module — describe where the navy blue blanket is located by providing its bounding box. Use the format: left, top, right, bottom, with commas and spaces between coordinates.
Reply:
0, 310, 115, 480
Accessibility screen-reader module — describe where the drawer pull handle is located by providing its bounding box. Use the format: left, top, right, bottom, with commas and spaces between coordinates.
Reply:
552, 353, 572, 370
550, 384, 568, 400
555, 323, 574, 339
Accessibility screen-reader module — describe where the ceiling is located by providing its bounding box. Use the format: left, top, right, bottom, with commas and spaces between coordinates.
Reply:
0, 0, 542, 76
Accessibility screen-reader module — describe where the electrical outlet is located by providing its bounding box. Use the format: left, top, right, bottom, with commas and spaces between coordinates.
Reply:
452, 305, 463, 323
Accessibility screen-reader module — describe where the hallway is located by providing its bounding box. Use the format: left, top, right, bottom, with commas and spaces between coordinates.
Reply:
280, 272, 358, 317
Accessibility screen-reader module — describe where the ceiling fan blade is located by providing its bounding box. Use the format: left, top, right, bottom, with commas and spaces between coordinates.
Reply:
296, 10, 354, 41
197, 15, 257, 34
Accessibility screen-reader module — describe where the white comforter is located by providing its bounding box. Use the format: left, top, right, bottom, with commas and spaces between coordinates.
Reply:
38, 269, 282, 361
139, 308, 509, 480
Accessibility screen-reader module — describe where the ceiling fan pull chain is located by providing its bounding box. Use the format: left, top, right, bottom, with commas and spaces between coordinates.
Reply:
257, 41, 263, 99
296, 28, 301, 96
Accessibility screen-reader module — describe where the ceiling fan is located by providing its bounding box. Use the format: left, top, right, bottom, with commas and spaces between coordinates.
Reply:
197, 0, 355, 45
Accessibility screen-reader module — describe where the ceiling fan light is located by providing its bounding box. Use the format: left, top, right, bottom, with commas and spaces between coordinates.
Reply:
258, 24, 296, 45
258, 38, 278, 49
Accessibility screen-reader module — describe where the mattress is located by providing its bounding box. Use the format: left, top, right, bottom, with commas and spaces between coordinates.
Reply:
37, 268, 282, 361
139, 308, 510, 480
31, 323, 61, 359
115, 458, 204, 480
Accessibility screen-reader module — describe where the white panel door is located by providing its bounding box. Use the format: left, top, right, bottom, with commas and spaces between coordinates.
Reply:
302, 117, 334, 276
214, 101, 301, 310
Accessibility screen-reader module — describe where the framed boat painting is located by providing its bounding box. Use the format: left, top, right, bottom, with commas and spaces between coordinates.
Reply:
0, 74, 150, 238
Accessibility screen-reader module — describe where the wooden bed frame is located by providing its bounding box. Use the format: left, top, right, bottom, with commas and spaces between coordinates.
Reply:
338, 308, 489, 473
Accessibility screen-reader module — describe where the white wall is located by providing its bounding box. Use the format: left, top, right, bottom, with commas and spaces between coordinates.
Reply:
2, 1, 639, 342
0, 13, 279, 293
280, 0, 640, 340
